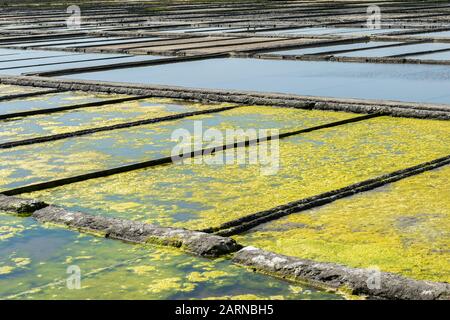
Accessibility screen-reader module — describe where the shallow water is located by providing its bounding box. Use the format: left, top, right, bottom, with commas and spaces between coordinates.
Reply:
0, 51, 79, 63
163, 26, 230, 33
257, 27, 403, 36
203, 27, 266, 33
25, 117, 450, 230
411, 30, 450, 38
0, 48, 85, 60
0, 107, 353, 189
0, 212, 341, 299
266, 41, 399, 55
163, 26, 265, 34
408, 50, 450, 61
62, 58, 450, 104
0, 54, 163, 76
338, 43, 450, 57
0, 52, 135, 70
60, 37, 163, 49
235, 165, 450, 282
12, 37, 125, 47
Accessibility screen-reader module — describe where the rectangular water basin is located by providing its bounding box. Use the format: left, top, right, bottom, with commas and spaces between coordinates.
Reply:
337, 42, 450, 57
0, 212, 334, 299
25, 116, 450, 230
257, 27, 403, 36
265, 41, 399, 55
0, 107, 354, 190
235, 165, 450, 283
0, 52, 164, 76
0, 98, 229, 143
0, 91, 123, 115
62, 58, 450, 104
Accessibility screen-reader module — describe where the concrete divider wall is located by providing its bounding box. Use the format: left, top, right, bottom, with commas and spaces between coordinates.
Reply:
232, 247, 450, 300
1, 76, 450, 120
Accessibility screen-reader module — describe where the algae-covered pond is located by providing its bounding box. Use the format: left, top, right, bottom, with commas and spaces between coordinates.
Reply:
235, 165, 450, 283
336, 42, 450, 57
0, 106, 354, 190
23, 116, 450, 230
0, 84, 50, 96
0, 48, 165, 76
1, 74, 449, 301
0, 90, 123, 115
0, 97, 227, 144
266, 41, 399, 56
0, 211, 342, 300
2, 0, 450, 303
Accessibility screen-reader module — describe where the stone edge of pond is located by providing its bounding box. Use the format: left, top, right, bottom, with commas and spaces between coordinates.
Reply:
0, 195, 241, 257
232, 246, 450, 300
0, 194, 47, 214
1, 75, 450, 120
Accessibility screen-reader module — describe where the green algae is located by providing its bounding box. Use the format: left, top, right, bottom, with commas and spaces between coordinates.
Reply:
0, 211, 341, 300
0, 106, 353, 190
25, 116, 450, 230
235, 165, 450, 283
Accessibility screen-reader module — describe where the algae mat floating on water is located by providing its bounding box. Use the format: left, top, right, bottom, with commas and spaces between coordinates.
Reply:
25, 116, 450, 230
0, 90, 124, 115
235, 165, 450, 283
0, 84, 49, 96
0, 212, 341, 300
0, 107, 354, 190
0, 98, 228, 144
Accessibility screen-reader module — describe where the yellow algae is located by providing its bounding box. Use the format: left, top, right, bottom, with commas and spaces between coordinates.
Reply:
75, 256, 93, 261
12, 258, 31, 267
201, 106, 355, 133
236, 165, 450, 282
64, 257, 73, 264
28, 116, 450, 231
0, 98, 230, 143
187, 270, 228, 282
146, 277, 197, 294
0, 266, 15, 275
0, 105, 351, 191
0, 84, 45, 95
62, 92, 119, 102
0, 225, 26, 241
289, 285, 307, 294
109, 202, 141, 212
0, 149, 112, 190
128, 265, 156, 275
0, 212, 35, 240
